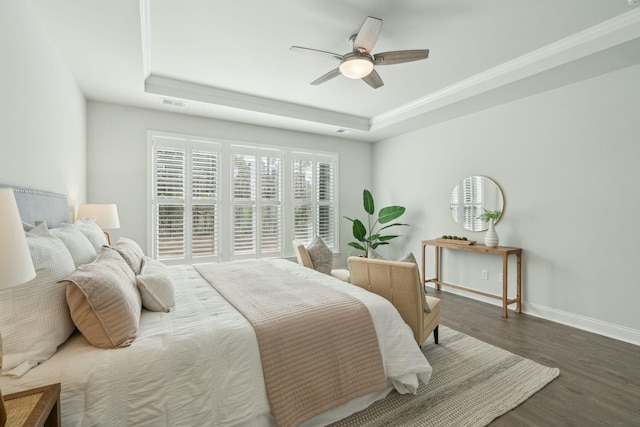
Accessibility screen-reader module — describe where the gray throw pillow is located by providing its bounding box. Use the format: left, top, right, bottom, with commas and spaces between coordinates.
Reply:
306, 236, 333, 275
368, 248, 431, 313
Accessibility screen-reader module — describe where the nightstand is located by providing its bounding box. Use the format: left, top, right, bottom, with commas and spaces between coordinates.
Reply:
2, 383, 61, 427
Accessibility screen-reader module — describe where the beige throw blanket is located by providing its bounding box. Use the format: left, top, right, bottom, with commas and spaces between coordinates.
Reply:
194, 261, 386, 427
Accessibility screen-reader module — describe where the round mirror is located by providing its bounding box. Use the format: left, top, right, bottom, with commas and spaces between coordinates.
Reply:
450, 176, 504, 231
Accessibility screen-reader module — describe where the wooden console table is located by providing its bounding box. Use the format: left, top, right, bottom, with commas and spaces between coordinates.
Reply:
421, 239, 522, 318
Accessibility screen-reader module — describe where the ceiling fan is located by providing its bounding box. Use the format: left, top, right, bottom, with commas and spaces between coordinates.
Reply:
290, 16, 429, 89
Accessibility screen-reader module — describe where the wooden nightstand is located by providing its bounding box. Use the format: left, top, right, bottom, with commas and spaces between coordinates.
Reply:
2, 383, 61, 427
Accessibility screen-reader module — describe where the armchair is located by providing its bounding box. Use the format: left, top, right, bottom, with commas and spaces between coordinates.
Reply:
348, 256, 440, 347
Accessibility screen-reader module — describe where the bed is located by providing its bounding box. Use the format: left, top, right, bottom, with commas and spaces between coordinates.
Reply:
0, 185, 432, 426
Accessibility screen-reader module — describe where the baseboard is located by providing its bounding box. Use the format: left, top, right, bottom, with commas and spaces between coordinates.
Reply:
427, 284, 640, 347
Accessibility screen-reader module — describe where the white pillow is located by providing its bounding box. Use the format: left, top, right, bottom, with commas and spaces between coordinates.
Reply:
0, 223, 76, 377
66, 217, 108, 251
136, 257, 175, 312
51, 225, 98, 267
306, 236, 333, 275
111, 237, 145, 275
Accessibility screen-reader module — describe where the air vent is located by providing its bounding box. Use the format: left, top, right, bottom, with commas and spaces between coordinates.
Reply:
161, 98, 187, 107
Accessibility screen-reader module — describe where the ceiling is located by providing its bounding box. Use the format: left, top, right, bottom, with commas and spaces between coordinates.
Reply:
29, 0, 640, 142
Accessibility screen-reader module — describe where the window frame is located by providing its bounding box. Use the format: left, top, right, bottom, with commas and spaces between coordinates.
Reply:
148, 131, 339, 263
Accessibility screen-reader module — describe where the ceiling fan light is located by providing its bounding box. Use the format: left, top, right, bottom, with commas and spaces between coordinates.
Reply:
339, 56, 374, 79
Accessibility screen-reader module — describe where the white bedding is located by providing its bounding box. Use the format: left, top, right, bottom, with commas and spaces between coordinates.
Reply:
0, 259, 431, 426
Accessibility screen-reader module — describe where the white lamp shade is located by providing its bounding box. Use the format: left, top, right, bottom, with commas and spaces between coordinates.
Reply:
0, 189, 36, 289
77, 204, 120, 229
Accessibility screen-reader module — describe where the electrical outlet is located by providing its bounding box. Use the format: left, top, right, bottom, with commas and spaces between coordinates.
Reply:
482, 269, 488, 280
498, 273, 504, 282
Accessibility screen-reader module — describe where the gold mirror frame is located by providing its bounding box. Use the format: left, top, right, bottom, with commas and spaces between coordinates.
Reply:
450, 176, 504, 231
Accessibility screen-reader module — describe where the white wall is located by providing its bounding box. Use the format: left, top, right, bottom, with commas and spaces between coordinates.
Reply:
87, 101, 372, 268
0, 0, 86, 203
373, 64, 640, 345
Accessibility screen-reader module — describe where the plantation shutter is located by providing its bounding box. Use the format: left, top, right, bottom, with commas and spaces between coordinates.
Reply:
317, 161, 335, 248
260, 155, 282, 254
291, 153, 337, 250
231, 146, 283, 257
293, 159, 313, 244
151, 131, 336, 262
152, 136, 219, 263
155, 145, 186, 260
232, 150, 257, 255
191, 149, 218, 258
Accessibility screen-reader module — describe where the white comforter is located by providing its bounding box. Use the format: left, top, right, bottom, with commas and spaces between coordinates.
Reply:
0, 259, 431, 426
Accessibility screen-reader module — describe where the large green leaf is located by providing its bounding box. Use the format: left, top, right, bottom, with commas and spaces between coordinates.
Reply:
379, 222, 409, 231
378, 206, 406, 224
352, 219, 367, 241
378, 235, 399, 241
348, 242, 366, 251
363, 189, 374, 215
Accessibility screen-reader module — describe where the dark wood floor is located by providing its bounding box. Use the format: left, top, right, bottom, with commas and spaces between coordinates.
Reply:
433, 289, 640, 427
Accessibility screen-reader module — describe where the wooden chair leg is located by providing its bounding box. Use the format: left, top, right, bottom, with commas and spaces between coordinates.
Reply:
433, 325, 439, 344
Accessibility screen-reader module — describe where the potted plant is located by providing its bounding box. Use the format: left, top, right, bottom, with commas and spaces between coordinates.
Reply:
478, 208, 501, 223
344, 189, 408, 256
478, 208, 501, 247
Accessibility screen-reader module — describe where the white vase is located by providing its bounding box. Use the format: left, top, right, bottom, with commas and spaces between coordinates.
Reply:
484, 219, 499, 248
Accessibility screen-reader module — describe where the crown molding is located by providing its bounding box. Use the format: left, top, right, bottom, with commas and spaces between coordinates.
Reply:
371, 8, 640, 131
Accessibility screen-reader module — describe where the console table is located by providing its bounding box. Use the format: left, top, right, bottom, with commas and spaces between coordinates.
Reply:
421, 239, 522, 318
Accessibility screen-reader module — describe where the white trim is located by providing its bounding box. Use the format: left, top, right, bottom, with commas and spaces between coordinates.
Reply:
371, 8, 640, 130
139, 0, 151, 79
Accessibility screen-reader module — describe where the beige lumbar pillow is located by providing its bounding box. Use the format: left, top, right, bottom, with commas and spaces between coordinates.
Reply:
64, 247, 142, 349
136, 257, 175, 312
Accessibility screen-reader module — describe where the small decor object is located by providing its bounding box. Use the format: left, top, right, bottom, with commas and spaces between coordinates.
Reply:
344, 189, 408, 256
437, 235, 476, 245
478, 209, 502, 248
484, 219, 499, 248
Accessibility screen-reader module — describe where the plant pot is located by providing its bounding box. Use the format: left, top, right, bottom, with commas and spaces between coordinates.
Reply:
484, 219, 499, 248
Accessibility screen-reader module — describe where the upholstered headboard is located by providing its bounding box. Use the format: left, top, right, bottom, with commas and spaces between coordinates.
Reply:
0, 184, 71, 228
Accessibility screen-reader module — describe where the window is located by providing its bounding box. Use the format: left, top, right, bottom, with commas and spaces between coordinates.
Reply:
149, 132, 337, 263
151, 135, 219, 263
231, 146, 282, 257
292, 153, 336, 248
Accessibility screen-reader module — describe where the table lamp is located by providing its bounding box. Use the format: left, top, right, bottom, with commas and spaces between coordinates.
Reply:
0, 188, 37, 426
77, 203, 120, 245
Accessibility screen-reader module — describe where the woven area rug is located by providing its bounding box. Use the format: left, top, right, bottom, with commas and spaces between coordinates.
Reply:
330, 326, 559, 427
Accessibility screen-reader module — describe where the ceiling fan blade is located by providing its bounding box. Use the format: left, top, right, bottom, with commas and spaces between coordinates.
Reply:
352, 16, 382, 53
374, 50, 430, 65
311, 68, 342, 86
362, 69, 384, 89
290, 46, 343, 61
